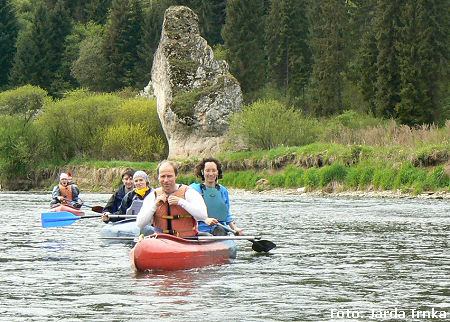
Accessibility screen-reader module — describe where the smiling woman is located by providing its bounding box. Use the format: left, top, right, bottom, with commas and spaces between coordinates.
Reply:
189, 157, 244, 236
101, 170, 152, 223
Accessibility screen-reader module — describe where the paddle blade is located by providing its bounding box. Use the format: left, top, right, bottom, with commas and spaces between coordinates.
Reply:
41, 211, 80, 228
251, 239, 276, 253
90, 206, 104, 213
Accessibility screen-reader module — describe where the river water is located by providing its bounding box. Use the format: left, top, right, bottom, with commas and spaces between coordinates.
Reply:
0, 191, 449, 322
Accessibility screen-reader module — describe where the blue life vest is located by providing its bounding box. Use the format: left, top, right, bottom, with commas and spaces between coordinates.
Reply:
201, 184, 228, 221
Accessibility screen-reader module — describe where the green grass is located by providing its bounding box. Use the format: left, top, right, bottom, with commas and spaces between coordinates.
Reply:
29, 142, 450, 194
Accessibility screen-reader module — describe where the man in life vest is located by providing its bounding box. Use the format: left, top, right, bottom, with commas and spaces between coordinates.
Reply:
136, 160, 207, 237
102, 170, 152, 223
50, 172, 82, 208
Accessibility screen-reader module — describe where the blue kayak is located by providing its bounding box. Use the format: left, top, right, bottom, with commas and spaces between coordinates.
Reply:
101, 219, 154, 243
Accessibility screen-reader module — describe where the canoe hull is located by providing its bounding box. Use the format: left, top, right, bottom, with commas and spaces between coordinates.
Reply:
50, 204, 84, 216
133, 233, 237, 271
101, 219, 140, 238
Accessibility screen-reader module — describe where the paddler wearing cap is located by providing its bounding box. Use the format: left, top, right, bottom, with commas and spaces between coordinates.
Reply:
101, 170, 153, 223
50, 172, 82, 208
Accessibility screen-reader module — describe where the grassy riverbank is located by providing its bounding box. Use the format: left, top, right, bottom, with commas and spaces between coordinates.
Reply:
53, 142, 449, 196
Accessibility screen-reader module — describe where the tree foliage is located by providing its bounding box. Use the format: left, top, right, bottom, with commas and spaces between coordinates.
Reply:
222, 0, 266, 95
10, 0, 72, 96
0, 0, 19, 89
266, 0, 311, 101
309, 0, 348, 116
103, 0, 144, 91
0, 85, 49, 122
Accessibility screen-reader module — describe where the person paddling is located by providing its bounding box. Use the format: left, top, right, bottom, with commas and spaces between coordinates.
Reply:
50, 173, 82, 209
190, 158, 244, 236
102, 168, 135, 215
102, 170, 152, 223
136, 160, 207, 237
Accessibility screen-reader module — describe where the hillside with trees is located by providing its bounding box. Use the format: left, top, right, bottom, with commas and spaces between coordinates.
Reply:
0, 0, 449, 191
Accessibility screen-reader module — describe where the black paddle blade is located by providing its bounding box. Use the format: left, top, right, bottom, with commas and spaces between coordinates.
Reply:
91, 206, 104, 213
251, 239, 276, 252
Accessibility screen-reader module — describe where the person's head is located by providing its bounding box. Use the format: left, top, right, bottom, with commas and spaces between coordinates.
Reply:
132, 170, 148, 189
59, 173, 69, 186
194, 157, 223, 185
157, 160, 178, 194
121, 168, 135, 189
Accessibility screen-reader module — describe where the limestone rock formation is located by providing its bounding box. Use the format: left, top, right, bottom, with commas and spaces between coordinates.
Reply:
150, 6, 242, 158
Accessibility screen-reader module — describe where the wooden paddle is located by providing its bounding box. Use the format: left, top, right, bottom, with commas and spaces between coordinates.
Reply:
41, 211, 136, 228
216, 223, 276, 253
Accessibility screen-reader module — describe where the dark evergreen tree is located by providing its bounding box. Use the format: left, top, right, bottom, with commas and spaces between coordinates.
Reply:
48, 0, 73, 95
0, 0, 18, 89
266, 0, 311, 100
84, 0, 113, 24
135, 0, 172, 88
309, 0, 348, 116
350, 0, 378, 113
374, 0, 401, 119
192, 0, 226, 45
222, 0, 266, 94
103, 0, 144, 90
396, 0, 449, 125
10, 1, 71, 95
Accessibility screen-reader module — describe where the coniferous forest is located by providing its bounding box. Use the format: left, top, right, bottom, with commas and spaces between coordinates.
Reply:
0, 0, 449, 191
1, 0, 448, 124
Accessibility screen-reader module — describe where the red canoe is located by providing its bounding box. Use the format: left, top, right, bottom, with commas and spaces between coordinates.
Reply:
132, 233, 237, 271
50, 204, 84, 216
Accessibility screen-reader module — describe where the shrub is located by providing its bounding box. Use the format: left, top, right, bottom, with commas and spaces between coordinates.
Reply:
227, 99, 319, 150
102, 124, 165, 161
36, 90, 123, 161
319, 163, 347, 187
303, 168, 320, 189
373, 167, 396, 190
0, 85, 49, 122
0, 115, 45, 185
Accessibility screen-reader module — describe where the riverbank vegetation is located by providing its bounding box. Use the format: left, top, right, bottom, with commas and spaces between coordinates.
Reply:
0, 1, 448, 192
2, 88, 446, 194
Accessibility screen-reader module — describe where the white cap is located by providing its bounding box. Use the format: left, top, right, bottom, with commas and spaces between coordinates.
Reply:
133, 170, 148, 182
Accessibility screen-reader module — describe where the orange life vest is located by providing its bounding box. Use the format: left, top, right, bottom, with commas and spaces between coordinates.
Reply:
59, 184, 73, 204
153, 185, 198, 237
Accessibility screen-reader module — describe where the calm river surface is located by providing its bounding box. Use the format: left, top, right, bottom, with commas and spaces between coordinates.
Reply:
0, 191, 449, 322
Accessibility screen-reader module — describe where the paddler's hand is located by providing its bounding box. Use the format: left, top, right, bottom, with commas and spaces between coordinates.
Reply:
155, 194, 166, 206
167, 195, 181, 205
101, 212, 110, 223
205, 217, 219, 226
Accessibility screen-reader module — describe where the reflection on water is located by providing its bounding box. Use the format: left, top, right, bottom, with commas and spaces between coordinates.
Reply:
0, 191, 449, 321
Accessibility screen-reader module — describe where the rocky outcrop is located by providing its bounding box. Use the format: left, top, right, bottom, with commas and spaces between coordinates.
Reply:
150, 6, 242, 158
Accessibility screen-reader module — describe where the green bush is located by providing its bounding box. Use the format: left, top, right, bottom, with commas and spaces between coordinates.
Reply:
319, 163, 347, 187
36, 90, 123, 161
102, 124, 165, 161
283, 165, 305, 187
222, 170, 262, 189
0, 115, 45, 185
373, 167, 396, 190
0, 85, 49, 122
304, 168, 320, 189
227, 99, 319, 150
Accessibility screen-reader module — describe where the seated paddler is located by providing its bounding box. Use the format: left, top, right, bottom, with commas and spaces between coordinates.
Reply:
136, 160, 207, 237
102, 170, 152, 223
190, 157, 244, 236
50, 172, 82, 209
